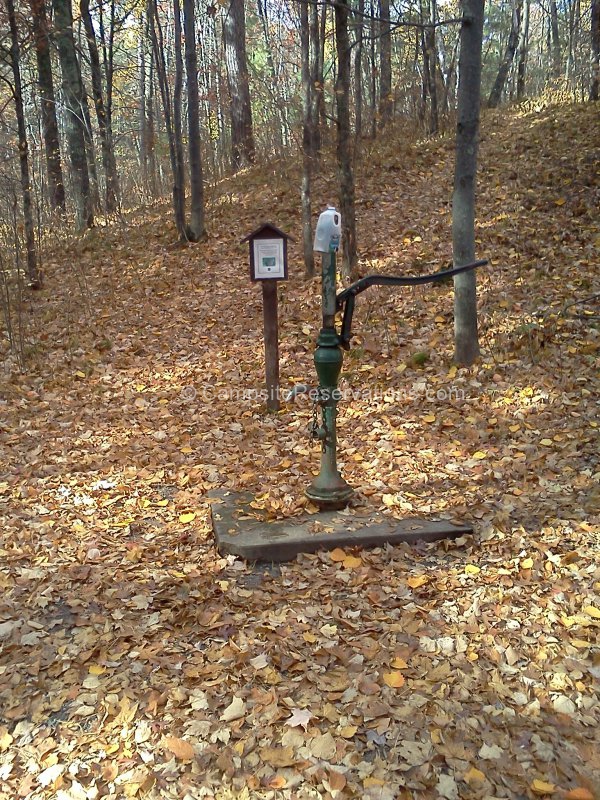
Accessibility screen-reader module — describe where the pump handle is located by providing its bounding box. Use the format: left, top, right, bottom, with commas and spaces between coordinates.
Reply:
337, 259, 488, 349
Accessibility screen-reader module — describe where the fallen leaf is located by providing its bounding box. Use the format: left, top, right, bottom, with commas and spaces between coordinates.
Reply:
531, 779, 556, 795
286, 708, 312, 731
178, 512, 196, 523
330, 548, 346, 562
582, 605, 600, 619
163, 737, 195, 761
220, 696, 246, 722
343, 554, 362, 569
383, 671, 405, 688
407, 575, 428, 589
464, 766, 486, 785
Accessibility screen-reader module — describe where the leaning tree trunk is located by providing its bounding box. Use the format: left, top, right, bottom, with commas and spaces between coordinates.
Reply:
488, 0, 524, 108
223, 0, 255, 170
591, 0, 600, 100
7, 0, 41, 287
29, 0, 65, 214
453, 0, 484, 366
183, 0, 207, 241
378, 0, 393, 127
80, 0, 119, 213
334, 0, 358, 278
53, 0, 93, 230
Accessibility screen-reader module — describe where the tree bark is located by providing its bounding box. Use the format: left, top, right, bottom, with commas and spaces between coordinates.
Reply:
378, 0, 392, 127
53, 0, 93, 230
591, 0, 600, 99
6, 0, 41, 287
453, 0, 484, 366
300, 0, 315, 277
516, 0, 530, 99
354, 0, 365, 147
173, 0, 187, 236
183, 0, 206, 241
29, 0, 65, 213
149, 0, 185, 237
550, 0, 561, 78
223, 0, 255, 170
334, 0, 358, 278
488, 0, 523, 108
80, 0, 120, 212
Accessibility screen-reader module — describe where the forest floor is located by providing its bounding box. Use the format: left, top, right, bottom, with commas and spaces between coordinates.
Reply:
0, 101, 599, 800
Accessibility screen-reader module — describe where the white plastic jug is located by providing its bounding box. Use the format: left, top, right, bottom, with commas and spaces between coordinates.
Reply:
314, 206, 342, 253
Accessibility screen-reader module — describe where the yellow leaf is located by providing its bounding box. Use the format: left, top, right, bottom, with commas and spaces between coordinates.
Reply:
583, 605, 600, 619
75, 370, 86, 379
391, 657, 408, 669
301, 325, 312, 335
303, 632, 317, 643
88, 664, 106, 676
339, 725, 358, 738
179, 512, 196, 524
473, 450, 487, 459
163, 737, 195, 761
465, 564, 480, 575
329, 548, 346, 562
155, 499, 169, 507
531, 779, 556, 795
521, 557, 534, 569
407, 575, 428, 589
382, 493, 397, 507
422, 414, 436, 424
343, 555, 362, 570
383, 671, 405, 688
540, 438, 553, 447
509, 424, 521, 432
464, 766, 486, 785
180, 447, 193, 454
554, 197, 566, 206
447, 365, 457, 378
570, 639, 591, 649
113, 518, 135, 527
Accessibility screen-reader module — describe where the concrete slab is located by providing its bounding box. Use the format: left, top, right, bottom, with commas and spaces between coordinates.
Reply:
209, 490, 473, 562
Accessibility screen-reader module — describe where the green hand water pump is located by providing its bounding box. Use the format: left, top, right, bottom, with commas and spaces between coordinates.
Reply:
300, 205, 487, 511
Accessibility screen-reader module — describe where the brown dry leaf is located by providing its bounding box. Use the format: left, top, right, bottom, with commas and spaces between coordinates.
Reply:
329, 548, 346, 562
464, 766, 486, 785
565, 789, 595, 800
531, 779, 556, 795
163, 736, 195, 761
259, 746, 295, 768
342, 554, 362, 569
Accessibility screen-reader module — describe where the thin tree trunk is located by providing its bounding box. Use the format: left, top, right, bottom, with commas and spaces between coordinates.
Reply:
257, 0, 284, 150
223, 0, 255, 170
550, 0, 561, 78
516, 0, 530, 99
80, 0, 120, 212
369, 0, 377, 137
6, 0, 41, 287
488, 0, 523, 107
300, 0, 314, 277
453, 0, 484, 365
309, 0, 322, 154
173, 0, 187, 236
378, 0, 392, 126
591, 0, 600, 99
183, 0, 206, 241
150, 0, 186, 237
354, 0, 365, 147
29, 0, 65, 213
53, 0, 93, 230
334, 0, 358, 278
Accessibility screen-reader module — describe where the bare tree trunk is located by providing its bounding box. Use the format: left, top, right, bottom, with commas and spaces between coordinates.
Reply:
516, 0, 530, 99
421, 0, 439, 133
550, 0, 561, 78
223, 0, 255, 170
453, 0, 484, 366
300, 0, 314, 277
591, 0, 600, 99
378, 0, 392, 127
150, 0, 186, 237
173, 0, 187, 236
488, 0, 524, 107
334, 0, 358, 278
183, 0, 206, 241
53, 0, 93, 230
80, 0, 120, 212
369, 0, 377, 137
354, 0, 365, 147
6, 0, 41, 287
29, 0, 65, 214
257, 0, 284, 150
310, 0, 322, 154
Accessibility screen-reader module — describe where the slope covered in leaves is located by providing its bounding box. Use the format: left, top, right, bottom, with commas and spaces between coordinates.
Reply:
0, 102, 598, 799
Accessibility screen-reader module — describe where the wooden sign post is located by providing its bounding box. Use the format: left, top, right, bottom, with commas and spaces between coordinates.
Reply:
242, 223, 293, 413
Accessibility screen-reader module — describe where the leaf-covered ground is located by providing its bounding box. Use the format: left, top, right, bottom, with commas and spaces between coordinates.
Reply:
0, 102, 598, 800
